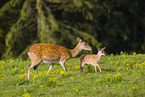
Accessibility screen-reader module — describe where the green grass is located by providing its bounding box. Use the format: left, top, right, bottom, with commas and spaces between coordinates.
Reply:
0, 53, 145, 97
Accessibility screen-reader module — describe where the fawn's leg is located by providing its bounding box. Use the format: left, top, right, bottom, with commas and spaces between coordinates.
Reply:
95, 66, 97, 73
98, 65, 102, 72
80, 61, 85, 72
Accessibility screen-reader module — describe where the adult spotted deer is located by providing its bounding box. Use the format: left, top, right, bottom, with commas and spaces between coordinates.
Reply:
80, 47, 106, 73
27, 37, 92, 80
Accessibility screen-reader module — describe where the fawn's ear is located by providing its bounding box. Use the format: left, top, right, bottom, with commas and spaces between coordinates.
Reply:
77, 37, 82, 43
98, 48, 100, 51
102, 47, 106, 50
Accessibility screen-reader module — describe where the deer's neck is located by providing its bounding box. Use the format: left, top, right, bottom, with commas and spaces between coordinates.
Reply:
69, 44, 82, 58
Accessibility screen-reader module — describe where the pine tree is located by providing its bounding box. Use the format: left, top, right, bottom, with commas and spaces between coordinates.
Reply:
1, 0, 99, 59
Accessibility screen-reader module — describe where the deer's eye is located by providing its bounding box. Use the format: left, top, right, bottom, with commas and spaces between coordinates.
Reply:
84, 44, 86, 45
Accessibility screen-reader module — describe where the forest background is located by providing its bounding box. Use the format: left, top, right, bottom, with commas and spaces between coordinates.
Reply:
0, 0, 145, 59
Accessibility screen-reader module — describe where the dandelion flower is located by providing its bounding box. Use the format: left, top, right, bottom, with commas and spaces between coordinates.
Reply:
75, 66, 80, 69
126, 67, 128, 70
11, 61, 14, 63
39, 85, 44, 88
138, 54, 142, 56
131, 87, 136, 90
126, 63, 129, 66
60, 71, 65, 75
120, 51, 123, 54
24, 89, 27, 92
96, 79, 100, 82
22, 93, 30, 97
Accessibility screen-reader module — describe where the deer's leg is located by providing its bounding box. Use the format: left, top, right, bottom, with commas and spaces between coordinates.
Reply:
48, 63, 55, 72
27, 64, 31, 80
60, 62, 67, 73
80, 61, 85, 72
34, 64, 40, 75
28, 59, 41, 80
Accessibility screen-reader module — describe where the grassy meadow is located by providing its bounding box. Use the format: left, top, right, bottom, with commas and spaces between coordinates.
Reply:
0, 52, 145, 97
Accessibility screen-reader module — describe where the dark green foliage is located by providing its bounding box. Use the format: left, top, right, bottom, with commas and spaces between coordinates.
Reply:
0, 0, 145, 59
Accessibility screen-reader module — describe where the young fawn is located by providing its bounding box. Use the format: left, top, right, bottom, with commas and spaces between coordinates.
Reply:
27, 37, 92, 80
80, 47, 106, 73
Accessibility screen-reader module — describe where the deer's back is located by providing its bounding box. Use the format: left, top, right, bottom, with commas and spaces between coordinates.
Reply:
29, 43, 71, 62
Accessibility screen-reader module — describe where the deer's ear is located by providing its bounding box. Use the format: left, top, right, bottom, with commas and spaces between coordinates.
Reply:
77, 37, 82, 43
102, 47, 106, 50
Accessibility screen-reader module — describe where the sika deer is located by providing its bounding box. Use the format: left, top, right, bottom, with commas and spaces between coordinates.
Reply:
27, 37, 92, 80
80, 47, 106, 73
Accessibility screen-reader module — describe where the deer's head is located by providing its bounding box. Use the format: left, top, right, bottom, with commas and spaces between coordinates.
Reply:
77, 37, 92, 51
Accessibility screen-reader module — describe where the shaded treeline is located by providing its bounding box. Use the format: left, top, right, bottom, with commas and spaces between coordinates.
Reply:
0, 0, 145, 59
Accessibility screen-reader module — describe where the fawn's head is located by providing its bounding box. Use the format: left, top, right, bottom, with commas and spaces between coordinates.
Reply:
98, 47, 106, 56
77, 37, 92, 51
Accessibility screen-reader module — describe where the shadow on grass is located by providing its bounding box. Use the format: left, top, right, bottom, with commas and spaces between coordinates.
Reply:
84, 68, 115, 74
17, 80, 30, 85
102, 68, 115, 72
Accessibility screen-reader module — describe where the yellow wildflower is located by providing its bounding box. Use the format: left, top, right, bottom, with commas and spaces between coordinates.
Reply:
22, 93, 30, 97
11, 61, 14, 63
39, 85, 44, 88
75, 66, 80, 69
138, 54, 142, 56
120, 51, 123, 54
73, 88, 78, 92
21, 69, 24, 72
131, 87, 136, 90
24, 89, 27, 92
126, 63, 129, 66
96, 79, 100, 82
60, 71, 65, 75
